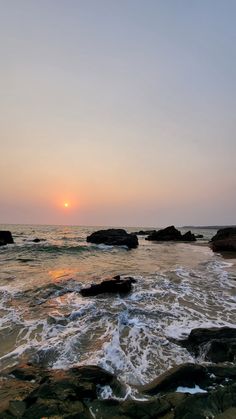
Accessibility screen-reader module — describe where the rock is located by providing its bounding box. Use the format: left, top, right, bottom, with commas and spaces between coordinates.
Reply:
0, 231, 14, 246
146, 225, 182, 241
207, 364, 236, 381
176, 327, 236, 363
1, 362, 236, 418
139, 364, 208, 395
210, 227, 236, 252
196, 234, 204, 239
119, 398, 171, 418
8, 400, 26, 417
80, 276, 136, 297
133, 230, 156, 235
205, 339, 236, 363
174, 382, 236, 419
86, 228, 138, 249
145, 226, 196, 242
31, 238, 46, 243
216, 407, 236, 418
0, 364, 126, 418
182, 231, 196, 241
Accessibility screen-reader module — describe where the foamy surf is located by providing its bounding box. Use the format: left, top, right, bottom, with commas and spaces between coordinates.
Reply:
0, 224, 236, 389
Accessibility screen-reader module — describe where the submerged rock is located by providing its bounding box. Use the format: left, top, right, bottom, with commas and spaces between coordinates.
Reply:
86, 228, 139, 249
31, 238, 46, 243
176, 327, 236, 363
146, 226, 196, 242
210, 227, 236, 252
0, 231, 14, 246
80, 275, 136, 297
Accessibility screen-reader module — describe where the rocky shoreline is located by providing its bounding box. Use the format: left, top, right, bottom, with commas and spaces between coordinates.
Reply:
1, 329, 236, 418
1, 226, 236, 418
1, 274, 236, 419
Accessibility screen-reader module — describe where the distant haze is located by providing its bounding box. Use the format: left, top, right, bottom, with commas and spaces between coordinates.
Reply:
1, 1, 235, 227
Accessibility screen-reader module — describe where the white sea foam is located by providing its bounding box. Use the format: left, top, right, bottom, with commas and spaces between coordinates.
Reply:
176, 385, 207, 394
97, 385, 113, 399
96, 244, 114, 251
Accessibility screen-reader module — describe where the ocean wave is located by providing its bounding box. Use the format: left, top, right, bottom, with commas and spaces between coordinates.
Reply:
1, 243, 91, 255
32, 244, 90, 254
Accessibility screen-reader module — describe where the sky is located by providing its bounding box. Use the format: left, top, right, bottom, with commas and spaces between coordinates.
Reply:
0, 0, 236, 227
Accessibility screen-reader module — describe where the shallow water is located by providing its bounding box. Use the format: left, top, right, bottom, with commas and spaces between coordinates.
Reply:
0, 224, 235, 386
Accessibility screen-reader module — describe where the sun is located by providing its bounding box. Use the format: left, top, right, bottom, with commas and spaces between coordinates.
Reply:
64, 202, 69, 208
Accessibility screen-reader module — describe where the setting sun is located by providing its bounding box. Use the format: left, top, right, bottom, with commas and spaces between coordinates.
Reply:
64, 202, 69, 208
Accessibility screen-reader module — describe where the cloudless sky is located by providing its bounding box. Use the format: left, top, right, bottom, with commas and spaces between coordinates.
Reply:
0, 0, 235, 226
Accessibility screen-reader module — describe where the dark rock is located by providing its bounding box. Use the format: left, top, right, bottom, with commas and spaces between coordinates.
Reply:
80, 276, 136, 297
0, 364, 126, 418
196, 234, 204, 239
210, 227, 236, 252
176, 327, 236, 363
182, 231, 196, 241
2, 362, 236, 418
207, 364, 236, 381
119, 398, 171, 418
0, 231, 14, 246
86, 228, 138, 249
146, 225, 182, 241
8, 400, 26, 417
146, 226, 196, 242
139, 364, 208, 395
174, 382, 236, 419
31, 238, 45, 243
133, 230, 156, 235
205, 339, 236, 363
10, 364, 42, 382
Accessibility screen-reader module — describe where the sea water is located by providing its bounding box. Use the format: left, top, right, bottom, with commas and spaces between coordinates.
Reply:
0, 224, 235, 386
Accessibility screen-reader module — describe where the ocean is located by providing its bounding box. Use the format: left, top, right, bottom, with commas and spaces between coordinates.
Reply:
0, 224, 235, 388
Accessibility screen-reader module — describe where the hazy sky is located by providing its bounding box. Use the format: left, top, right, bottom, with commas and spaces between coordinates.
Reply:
1, 0, 236, 227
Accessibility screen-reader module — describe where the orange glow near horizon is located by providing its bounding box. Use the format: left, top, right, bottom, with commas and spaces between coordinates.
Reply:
64, 202, 69, 208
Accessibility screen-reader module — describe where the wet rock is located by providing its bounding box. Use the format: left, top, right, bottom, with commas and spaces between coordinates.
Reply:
8, 400, 26, 417
0, 374, 38, 417
196, 234, 204, 239
31, 238, 45, 243
207, 365, 236, 383
0, 231, 14, 246
174, 382, 236, 419
216, 407, 236, 418
80, 275, 136, 297
9, 363, 43, 382
210, 227, 236, 252
120, 398, 171, 418
1, 363, 236, 418
139, 364, 209, 395
205, 339, 236, 363
87, 397, 173, 419
178, 327, 236, 362
0, 364, 126, 418
86, 228, 139, 249
146, 226, 196, 242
